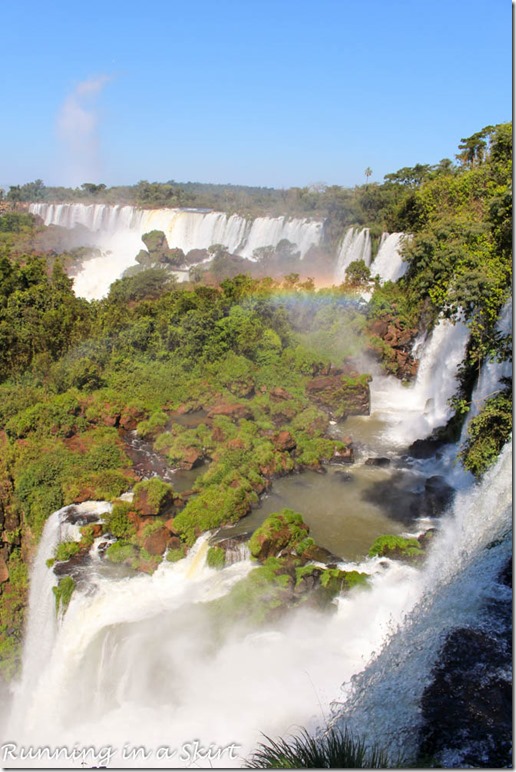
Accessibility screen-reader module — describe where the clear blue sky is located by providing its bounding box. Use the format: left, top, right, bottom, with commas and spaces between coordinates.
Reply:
2, 0, 511, 190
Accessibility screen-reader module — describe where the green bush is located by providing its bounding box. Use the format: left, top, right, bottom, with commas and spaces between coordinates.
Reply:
459, 389, 512, 477
368, 534, 423, 560
52, 576, 76, 613
133, 477, 174, 514
206, 546, 225, 569
104, 501, 136, 539
54, 541, 81, 562
105, 540, 137, 564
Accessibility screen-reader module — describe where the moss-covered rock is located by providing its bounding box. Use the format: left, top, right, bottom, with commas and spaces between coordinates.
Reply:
132, 477, 174, 515
368, 534, 424, 562
305, 373, 371, 418
52, 575, 76, 613
248, 509, 312, 561
206, 545, 226, 569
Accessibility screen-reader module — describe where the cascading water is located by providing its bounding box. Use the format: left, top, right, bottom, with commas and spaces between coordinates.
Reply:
333, 227, 372, 284
29, 204, 323, 299
3, 239, 511, 768
369, 318, 470, 447
329, 441, 512, 765
369, 232, 409, 284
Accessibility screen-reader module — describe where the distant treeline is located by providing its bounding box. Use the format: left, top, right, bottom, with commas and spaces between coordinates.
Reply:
2, 123, 511, 248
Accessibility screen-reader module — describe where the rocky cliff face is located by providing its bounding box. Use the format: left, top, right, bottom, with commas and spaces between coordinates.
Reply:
367, 315, 419, 380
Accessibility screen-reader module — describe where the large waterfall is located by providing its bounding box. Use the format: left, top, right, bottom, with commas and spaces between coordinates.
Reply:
4, 299, 511, 768
369, 232, 408, 283
29, 204, 323, 299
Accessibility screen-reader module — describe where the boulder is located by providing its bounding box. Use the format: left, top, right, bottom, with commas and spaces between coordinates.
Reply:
177, 447, 204, 470
0, 556, 8, 584
272, 431, 296, 452
365, 457, 391, 467
142, 527, 170, 556
306, 374, 371, 418
207, 403, 252, 421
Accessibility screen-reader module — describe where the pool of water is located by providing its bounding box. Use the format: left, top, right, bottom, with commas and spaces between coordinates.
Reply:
227, 462, 429, 562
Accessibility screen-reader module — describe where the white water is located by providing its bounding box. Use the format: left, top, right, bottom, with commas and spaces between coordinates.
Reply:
4, 264, 511, 768
29, 204, 323, 299
334, 227, 372, 283
368, 318, 470, 447
331, 441, 512, 763
369, 232, 409, 283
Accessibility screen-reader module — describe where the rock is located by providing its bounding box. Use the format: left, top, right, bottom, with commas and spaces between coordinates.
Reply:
142, 527, 170, 556
331, 447, 354, 464
178, 447, 204, 470
0, 556, 8, 583
272, 431, 296, 452
119, 405, 147, 430
408, 436, 448, 459
207, 403, 252, 420
424, 475, 455, 516
306, 374, 371, 418
333, 470, 354, 483
184, 248, 209, 266
365, 457, 391, 467
249, 510, 310, 562
269, 387, 293, 401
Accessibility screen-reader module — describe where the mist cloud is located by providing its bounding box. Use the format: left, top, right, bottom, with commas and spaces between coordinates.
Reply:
57, 75, 111, 186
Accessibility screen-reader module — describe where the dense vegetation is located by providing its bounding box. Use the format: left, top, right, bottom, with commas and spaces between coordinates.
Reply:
0, 122, 511, 684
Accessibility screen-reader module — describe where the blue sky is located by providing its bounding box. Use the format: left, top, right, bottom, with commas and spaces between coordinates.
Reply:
2, 0, 511, 189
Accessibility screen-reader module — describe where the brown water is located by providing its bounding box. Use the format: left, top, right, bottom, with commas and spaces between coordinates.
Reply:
228, 462, 427, 562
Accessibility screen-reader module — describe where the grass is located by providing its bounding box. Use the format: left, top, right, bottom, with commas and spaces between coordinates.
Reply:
245, 725, 390, 768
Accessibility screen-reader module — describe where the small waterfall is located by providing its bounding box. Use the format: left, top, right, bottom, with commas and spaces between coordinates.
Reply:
8, 501, 109, 732
369, 232, 409, 283
334, 227, 372, 284
29, 204, 323, 299
330, 441, 512, 764
466, 297, 512, 423
370, 318, 470, 447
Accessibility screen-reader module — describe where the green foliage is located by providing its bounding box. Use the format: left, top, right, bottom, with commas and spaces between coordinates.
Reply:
166, 545, 188, 562
52, 576, 76, 613
460, 389, 512, 477
105, 540, 137, 564
104, 501, 137, 539
345, 259, 371, 286
54, 541, 81, 562
246, 726, 390, 769
133, 477, 173, 514
368, 534, 423, 560
206, 546, 226, 569
248, 509, 309, 559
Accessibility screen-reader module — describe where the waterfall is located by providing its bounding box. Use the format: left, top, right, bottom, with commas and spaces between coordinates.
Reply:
8, 436, 511, 768
369, 232, 409, 284
333, 227, 372, 284
29, 204, 323, 299
330, 441, 512, 764
369, 318, 470, 447
466, 297, 512, 422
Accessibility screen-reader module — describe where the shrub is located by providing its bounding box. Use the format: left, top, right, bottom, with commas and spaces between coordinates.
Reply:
368, 534, 423, 560
206, 546, 225, 569
54, 541, 81, 562
104, 501, 136, 539
246, 725, 389, 768
133, 477, 174, 514
52, 576, 76, 613
105, 540, 137, 564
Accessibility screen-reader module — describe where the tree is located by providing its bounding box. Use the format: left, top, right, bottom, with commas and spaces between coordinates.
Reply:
365, 167, 373, 184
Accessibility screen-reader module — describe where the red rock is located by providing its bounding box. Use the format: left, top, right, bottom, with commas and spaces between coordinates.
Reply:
272, 431, 296, 452
270, 387, 293, 401
178, 447, 204, 470
207, 403, 252, 420
142, 527, 170, 556
0, 556, 8, 584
